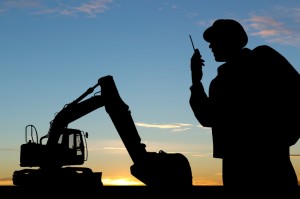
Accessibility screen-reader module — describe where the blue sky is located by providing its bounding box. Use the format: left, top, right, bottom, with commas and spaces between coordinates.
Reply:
0, 0, 299, 186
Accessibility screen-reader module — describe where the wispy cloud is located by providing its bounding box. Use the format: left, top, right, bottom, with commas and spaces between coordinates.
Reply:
59, 0, 112, 17
0, 148, 18, 151
135, 122, 205, 132
86, 139, 127, 152
290, 154, 300, 158
0, 177, 12, 186
103, 147, 126, 150
0, 177, 12, 181
193, 176, 222, 186
190, 153, 210, 158
0, 0, 41, 10
0, 0, 113, 17
244, 6, 300, 47
158, 1, 178, 12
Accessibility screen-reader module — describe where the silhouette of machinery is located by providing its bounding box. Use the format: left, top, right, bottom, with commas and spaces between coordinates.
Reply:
13, 75, 192, 188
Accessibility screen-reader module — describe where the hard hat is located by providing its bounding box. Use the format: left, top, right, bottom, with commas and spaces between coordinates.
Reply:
203, 19, 248, 47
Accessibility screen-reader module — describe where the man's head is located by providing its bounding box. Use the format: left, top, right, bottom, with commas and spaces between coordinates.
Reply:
203, 19, 248, 62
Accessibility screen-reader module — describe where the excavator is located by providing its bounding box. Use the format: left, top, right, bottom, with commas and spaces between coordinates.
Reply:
12, 75, 192, 189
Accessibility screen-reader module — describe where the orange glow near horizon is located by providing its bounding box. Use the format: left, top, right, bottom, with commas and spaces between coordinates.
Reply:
0, 177, 222, 186
0, 179, 12, 186
102, 178, 145, 186
1, 177, 298, 186
0, 178, 146, 186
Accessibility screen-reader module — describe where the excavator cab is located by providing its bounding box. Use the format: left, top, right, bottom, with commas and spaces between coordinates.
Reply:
53, 128, 87, 167
20, 125, 88, 169
14, 126, 102, 188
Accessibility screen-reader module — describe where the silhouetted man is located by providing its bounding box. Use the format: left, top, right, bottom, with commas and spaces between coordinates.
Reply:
189, 19, 299, 196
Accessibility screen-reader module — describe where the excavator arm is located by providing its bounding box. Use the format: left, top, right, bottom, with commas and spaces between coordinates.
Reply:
100, 76, 192, 188
99, 76, 147, 163
46, 95, 104, 146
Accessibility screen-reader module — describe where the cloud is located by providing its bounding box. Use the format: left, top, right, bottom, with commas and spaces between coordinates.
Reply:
0, 177, 12, 181
59, 0, 112, 17
0, 177, 12, 186
135, 122, 204, 132
103, 147, 126, 150
246, 16, 291, 37
0, 0, 113, 17
86, 139, 127, 152
158, 1, 178, 12
0, 0, 40, 10
290, 154, 300, 158
244, 6, 300, 47
135, 122, 192, 129
192, 176, 222, 186
190, 153, 210, 158
0, 148, 19, 151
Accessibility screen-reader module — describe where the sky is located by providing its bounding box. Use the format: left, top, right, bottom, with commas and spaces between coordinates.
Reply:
0, 0, 300, 186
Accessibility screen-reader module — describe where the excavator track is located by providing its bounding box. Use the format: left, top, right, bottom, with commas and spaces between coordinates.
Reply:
13, 167, 103, 188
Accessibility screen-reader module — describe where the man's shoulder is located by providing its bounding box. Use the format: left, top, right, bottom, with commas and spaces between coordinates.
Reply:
251, 45, 288, 63
252, 45, 278, 55
252, 45, 299, 76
